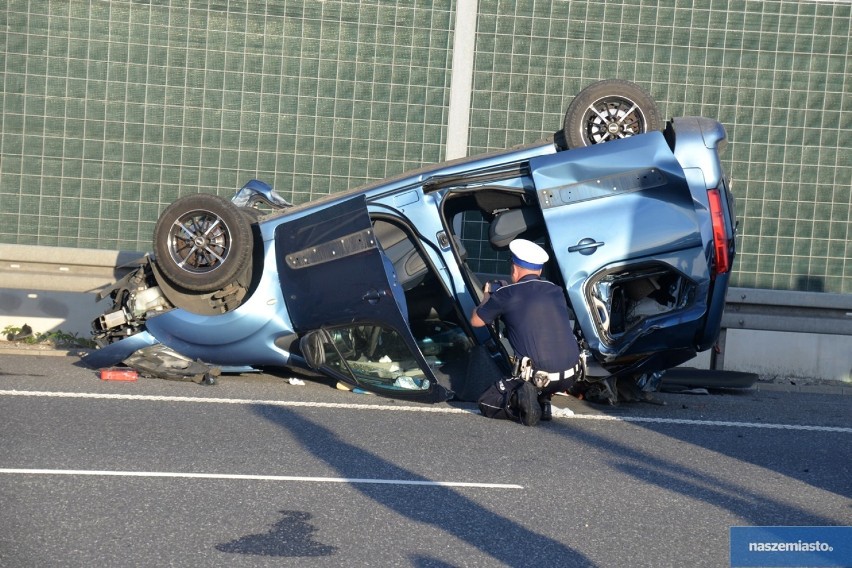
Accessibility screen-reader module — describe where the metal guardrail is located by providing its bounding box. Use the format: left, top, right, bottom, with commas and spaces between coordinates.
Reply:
0, 245, 144, 293
713, 287, 852, 369
722, 287, 852, 336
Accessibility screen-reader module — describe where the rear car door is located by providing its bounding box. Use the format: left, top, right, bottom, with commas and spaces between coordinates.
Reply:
275, 195, 451, 402
528, 132, 712, 361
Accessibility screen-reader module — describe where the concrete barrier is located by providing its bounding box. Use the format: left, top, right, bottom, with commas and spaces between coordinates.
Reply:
0, 245, 143, 338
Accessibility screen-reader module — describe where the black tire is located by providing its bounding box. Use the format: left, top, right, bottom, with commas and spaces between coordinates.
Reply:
563, 80, 661, 148
153, 193, 252, 293
239, 206, 264, 223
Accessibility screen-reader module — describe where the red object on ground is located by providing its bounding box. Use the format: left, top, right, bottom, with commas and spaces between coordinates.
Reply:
99, 368, 138, 381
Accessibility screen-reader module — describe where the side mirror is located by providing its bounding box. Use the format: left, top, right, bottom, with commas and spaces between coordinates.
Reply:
299, 330, 328, 369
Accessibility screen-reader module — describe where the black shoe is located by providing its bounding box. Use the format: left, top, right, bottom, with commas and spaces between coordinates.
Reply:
516, 381, 541, 426
539, 396, 552, 421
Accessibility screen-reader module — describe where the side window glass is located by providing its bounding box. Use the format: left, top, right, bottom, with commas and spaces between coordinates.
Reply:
327, 325, 431, 391
321, 322, 474, 393
411, 320, 473, 368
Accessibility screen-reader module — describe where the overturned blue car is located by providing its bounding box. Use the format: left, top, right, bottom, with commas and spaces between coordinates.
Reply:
86, 81, 737, 404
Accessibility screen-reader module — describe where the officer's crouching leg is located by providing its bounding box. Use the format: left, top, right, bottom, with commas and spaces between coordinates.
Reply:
477, 377, 541, 426
513, 381, 541, 426
539, 371, 583, 421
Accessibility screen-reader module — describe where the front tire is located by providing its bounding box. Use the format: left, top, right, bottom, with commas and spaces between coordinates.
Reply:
153, 193, 252, 292
563, 80, 661, 148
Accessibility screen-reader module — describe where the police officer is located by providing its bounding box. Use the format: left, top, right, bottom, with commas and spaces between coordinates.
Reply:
470, 239, 582, 426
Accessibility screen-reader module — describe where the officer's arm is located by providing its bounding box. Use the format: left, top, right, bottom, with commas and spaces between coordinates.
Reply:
470, 307, 487, 328
470, 283, 493, 328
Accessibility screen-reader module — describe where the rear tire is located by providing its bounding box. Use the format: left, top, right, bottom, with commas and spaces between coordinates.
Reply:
153, 193, 252, 293
563, 80, 661, 148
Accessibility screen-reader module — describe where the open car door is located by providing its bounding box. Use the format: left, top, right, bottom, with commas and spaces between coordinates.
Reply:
529, 132, 712, 363
276, 195, 452, 402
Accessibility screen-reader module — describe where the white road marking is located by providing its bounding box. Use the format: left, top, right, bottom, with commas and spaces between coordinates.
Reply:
0, 468, 523, 488
0, 389, 475, 412
1, 389, 850, 433
568, 414, 852, 433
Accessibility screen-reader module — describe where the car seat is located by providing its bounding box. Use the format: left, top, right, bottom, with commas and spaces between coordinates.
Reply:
488, 208, 545, 249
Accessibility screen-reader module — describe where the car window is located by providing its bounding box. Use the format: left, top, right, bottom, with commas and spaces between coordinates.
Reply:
450, 207, 554, 292
323, 325, 431, 391
320, 322, 472, 393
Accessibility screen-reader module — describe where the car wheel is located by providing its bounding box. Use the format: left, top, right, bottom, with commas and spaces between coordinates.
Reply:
153, 193, 252, 292
563, 79, 661, 148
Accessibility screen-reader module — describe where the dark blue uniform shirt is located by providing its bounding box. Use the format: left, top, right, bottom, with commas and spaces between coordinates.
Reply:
475, 274, 580, 372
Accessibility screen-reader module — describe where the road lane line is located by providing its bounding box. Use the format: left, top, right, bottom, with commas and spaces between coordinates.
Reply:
567, 414, 852, 433
0, 389, 476, 413
0, 468, 523, 488
1, 389, 850, 433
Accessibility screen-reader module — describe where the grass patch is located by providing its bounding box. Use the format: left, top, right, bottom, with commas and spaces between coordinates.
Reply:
3, 324, 96, 349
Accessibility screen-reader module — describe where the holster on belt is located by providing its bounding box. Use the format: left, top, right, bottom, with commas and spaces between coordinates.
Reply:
513, 356, 547, 387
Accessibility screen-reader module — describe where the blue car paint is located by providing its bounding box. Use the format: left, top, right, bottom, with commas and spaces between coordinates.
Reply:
146, 245, 297, 367
88, 116, 735, 398
529, 130, 717, 360
83, 331, 159, 368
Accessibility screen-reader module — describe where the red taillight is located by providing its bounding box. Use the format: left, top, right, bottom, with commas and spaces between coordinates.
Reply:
707, 188, 730, 277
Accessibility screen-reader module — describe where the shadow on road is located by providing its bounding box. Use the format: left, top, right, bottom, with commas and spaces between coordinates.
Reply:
544, 414, 850, 526
216, 510, 337, 557
240, 403, 596, 566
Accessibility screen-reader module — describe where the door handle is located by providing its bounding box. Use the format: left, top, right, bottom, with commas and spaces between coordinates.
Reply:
362, 289, 388, 304
568, 238, 604, 255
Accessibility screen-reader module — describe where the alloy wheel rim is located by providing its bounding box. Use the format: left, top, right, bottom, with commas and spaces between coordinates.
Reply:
584, 96, 646, 144
168, 209, 231, 274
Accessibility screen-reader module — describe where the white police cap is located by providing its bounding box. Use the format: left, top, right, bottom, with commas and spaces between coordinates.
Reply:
509, 239, 549, 270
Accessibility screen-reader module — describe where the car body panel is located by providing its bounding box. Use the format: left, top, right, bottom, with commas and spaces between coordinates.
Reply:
273, 196, 407, 331
86, 116, 736, 403
529, 132, 712, 360
143, 245, 296, 367
83, 330, 160, 369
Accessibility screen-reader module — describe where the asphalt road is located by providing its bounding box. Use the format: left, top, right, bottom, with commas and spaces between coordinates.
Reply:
1, 353, 850, 568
